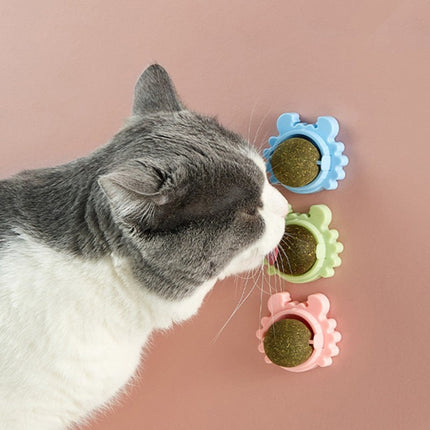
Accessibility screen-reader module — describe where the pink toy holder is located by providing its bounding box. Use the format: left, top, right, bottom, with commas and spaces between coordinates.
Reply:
256, 292, 341, 372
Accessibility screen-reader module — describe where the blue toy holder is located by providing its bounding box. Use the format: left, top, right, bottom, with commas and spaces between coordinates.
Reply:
263, 113, 348, 194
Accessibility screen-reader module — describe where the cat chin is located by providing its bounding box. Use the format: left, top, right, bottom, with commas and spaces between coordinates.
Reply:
239, 254, 266, 272
217, 253, 266, 281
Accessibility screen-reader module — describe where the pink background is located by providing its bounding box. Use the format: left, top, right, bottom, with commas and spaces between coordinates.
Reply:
1, 1, 429, 429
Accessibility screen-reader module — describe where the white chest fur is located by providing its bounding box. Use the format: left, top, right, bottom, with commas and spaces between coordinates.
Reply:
0, 234, 216, 429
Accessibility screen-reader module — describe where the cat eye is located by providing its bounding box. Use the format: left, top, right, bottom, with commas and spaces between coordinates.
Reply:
243, 204, 262, 217
244, 208, 258, 216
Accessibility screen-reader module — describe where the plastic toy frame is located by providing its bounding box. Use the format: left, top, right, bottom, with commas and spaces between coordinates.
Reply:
265, 204, 343, 283
256, 292, 341, 372
263, 113, 348, 194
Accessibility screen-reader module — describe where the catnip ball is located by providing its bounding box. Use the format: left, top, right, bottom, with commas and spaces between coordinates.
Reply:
278, 224, 317, 276
263, 318, 313, 367
271, 137, 320, 187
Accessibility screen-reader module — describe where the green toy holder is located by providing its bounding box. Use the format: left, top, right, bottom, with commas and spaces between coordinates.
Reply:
266, 204, 343, 283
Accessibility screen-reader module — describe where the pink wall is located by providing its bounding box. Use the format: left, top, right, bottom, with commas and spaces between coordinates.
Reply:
1, 1, 429, 429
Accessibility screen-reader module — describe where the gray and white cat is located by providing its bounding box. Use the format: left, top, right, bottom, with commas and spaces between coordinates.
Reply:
0, 64, 288, 429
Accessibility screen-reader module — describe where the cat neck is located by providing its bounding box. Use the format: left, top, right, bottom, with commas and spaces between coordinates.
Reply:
5, 158, 125, 257
111, 253, 218, 330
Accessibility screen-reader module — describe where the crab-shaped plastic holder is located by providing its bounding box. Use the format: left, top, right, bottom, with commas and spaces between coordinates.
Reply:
256, 292, 341, 372
263, 113, 348, 194
266, 204, 343, 283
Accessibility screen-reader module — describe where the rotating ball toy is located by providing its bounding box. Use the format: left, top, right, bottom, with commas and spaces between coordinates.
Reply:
263, 318, 313, 367
263, 113, 348, 194
266, 204, 343, 283
256, 292, 341, 372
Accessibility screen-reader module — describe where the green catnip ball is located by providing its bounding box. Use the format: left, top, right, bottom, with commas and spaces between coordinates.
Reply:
263, 318, 313, 367
271, 137, 320, 187
278, 224, 317, 276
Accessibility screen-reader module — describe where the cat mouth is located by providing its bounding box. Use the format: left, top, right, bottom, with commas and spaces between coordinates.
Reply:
266, 247, 279, 265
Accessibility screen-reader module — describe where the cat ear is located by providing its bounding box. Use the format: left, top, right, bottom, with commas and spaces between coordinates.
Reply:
98, 159, 173, 224
132, 64, 185, 115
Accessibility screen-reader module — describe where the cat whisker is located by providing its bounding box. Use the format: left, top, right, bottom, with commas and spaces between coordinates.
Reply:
247, 99, 259, 144
277, 243, 293, 275
252, 106, 273, 152
259, 260, 265, 331
211, 263, 263, 343
235, 267, 253, 298
235, 269, 259, 281
275, 260, 282, 293
265, 269, 274, 295
258, 269, 269, 295
276, 244, 287, 279
267, 159, 291, 171
272, 257, 279, 294
255, 131, 272, 155
281, 234, 311, 246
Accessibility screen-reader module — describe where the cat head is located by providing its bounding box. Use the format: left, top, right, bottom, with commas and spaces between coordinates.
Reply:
98, 65, 288, 299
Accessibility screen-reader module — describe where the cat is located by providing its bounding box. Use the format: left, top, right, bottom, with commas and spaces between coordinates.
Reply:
0, 64, 288, 429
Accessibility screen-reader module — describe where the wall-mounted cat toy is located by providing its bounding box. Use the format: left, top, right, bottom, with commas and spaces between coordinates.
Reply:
266, 204, 343, 284
263, 113, 348, 194
257, 112, 348, 372
256, 292, 341, 372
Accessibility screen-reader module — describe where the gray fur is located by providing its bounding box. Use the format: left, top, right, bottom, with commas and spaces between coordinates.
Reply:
0, 64, 265, 300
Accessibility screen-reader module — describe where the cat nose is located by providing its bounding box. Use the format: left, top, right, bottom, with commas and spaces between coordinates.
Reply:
280, 203, 289, 218
269, 185, 289, 217
279, 200, 289, 218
